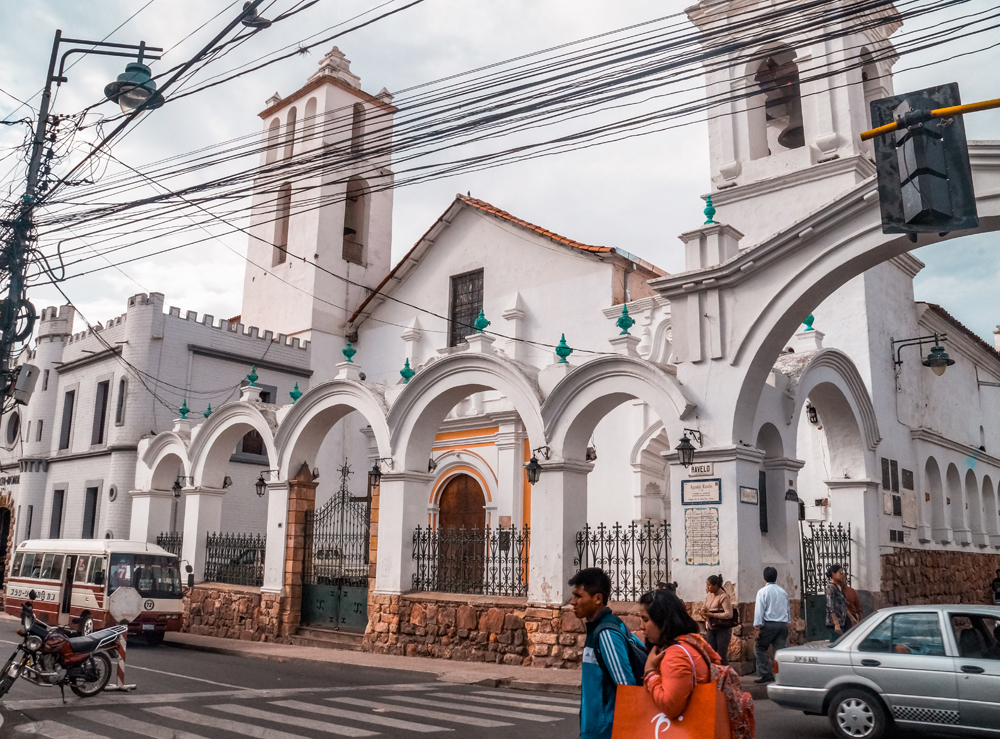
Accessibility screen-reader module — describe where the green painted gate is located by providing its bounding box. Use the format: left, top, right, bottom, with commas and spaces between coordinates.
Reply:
301, 464, 370, 632
799, 521, 852, 642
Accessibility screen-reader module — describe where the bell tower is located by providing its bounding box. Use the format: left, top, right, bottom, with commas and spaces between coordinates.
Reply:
240, 47, 396, 353
688, 0, 901, 245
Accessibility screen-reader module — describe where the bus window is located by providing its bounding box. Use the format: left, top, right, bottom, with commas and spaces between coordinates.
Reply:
74, 556, 90, 583
109, 553, 182, 598
49, 554, 64, 583
21, 553, 38, 579
38, 554, 55, 579
88, 557, 105, 585
10, 552, 22, 577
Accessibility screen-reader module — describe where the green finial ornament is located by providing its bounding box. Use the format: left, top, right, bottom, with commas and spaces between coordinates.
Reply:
474, 308, 490, 333
703, 195, 717, 225
290, 383, 302, 404
803, 314, 815, 332
342, 342, 356, 363
247, 365, 258, 387
179, 399, 190, 419
203, 404, 212, 418
555, 334, 573, 364
400, 358, 415, 384
616, 303, 635, 336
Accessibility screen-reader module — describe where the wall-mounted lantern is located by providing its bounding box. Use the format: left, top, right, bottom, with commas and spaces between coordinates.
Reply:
675, 429, 703, 468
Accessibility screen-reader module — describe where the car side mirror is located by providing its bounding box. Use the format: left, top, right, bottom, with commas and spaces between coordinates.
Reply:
93, 572, 105, 586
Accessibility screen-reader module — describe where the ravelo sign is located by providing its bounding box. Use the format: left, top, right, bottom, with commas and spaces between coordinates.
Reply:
681, 478, 721, 505
687, 462, 714, 477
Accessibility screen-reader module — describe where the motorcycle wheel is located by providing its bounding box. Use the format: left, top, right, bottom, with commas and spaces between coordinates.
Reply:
70, 652, 112, 698
0, 655, 17, 698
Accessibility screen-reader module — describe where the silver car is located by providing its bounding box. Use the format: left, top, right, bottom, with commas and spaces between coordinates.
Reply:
768, 604, 1000, 739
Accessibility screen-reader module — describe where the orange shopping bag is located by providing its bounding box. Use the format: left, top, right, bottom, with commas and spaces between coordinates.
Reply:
610, 684, 731, 739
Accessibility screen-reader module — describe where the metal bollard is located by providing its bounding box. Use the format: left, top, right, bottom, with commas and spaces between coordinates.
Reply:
104, 627, 136, 692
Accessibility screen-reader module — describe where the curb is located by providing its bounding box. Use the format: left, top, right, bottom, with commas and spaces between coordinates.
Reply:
161, 637, 582, 695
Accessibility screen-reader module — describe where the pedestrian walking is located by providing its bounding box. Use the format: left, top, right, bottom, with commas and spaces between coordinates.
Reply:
702, 574, 736, 666
752, 567, 789, 684
570, 568, 644, 739
990, 569, 1000, 605
825, 564, 849, 642
844, 582, 863, 626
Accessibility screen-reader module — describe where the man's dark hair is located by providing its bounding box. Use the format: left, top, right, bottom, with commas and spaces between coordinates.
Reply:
763, 567, 778, 583
827, 563, 844, 579
569, 567, 612, 605
639, 589, 699, 647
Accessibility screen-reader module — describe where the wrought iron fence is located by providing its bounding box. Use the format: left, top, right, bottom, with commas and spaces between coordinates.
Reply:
204, 532, 266, 587
574, 521, 671, 602
156, 531, 183, 557
412, 525, 529, 597
304, 493, 370, 587
800, 521, 852, 595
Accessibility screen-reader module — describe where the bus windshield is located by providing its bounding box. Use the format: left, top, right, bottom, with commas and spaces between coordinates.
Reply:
108, 553, 182, 599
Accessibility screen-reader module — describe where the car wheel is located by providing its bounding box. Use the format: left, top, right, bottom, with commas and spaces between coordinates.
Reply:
79, 613, 94, 636
828, 689, 889, 739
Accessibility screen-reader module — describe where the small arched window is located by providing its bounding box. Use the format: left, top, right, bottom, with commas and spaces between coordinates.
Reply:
273, 183, 292, 266
351, 103, 365, 153
265, 118, 281, 165
6, 411, 19, 445
115, 377, 127, 425
283, 107, 297, 159
342, 176, 368, 265
304, 97, 318, 147
749, 47, 804, 160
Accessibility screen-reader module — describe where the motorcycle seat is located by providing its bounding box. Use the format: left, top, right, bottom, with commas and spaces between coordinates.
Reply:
67, 628, 119, 653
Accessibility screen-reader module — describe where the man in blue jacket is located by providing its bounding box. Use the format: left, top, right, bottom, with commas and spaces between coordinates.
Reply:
570, 568, 638, 739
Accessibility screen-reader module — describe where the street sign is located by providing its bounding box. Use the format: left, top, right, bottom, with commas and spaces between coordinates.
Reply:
107, 586, 142, 625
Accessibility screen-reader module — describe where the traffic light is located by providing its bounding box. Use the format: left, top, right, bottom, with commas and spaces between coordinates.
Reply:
870, 82, 978, 237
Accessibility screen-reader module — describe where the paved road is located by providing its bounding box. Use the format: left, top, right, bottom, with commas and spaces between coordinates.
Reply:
0, 619, 966, 739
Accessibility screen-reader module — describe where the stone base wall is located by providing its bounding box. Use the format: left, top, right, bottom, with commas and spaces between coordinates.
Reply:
882, 547, 1000, 606
362, 592, 804, 675
182, 584, 289, 642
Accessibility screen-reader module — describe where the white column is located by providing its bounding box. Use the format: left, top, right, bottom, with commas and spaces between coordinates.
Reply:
128, 490, 174, 543
374, 471, 434, 594
666, 446, 765, 605
494, 414, 526, 526
764, 457, 806, 600
181, 488, 225, 583
826, 479, 881, 591
262, 481, 290, 594
527, 460, 592, 607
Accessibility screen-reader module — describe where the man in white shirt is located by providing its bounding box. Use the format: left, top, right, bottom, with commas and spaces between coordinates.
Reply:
753, 566, 790, 684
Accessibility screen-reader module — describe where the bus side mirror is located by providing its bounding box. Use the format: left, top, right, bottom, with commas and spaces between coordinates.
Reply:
187, 573, 194, 588
93, 572, 105, 586
185, 564, 192, 574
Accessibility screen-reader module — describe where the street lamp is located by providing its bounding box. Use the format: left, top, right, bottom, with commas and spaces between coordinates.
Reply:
922, 344, 955, 376
171, 475, 193, 498
255, 470, 281, 496
892, 333, 956, 377
523, 447, 550, 485
105, 62, 164, 115
368, 458, 392, 490
674, 429, 703, 468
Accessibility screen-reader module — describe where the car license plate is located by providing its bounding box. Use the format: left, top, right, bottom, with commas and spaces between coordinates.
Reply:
142, 623, 155, 630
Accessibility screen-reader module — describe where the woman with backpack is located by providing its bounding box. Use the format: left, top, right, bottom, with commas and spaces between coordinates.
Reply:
638, 588, 755, 739
703, 574, 735, 666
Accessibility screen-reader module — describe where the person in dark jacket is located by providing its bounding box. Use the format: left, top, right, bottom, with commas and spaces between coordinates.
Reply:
570, 568, 638, 739
826, 564, 850, 641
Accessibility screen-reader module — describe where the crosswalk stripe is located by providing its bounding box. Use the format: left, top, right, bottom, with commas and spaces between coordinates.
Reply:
271, 700, 450, 733
330, 697, 513, 728
73, 710, 210, 739
471, 689, 579, 705
382, 695, 562, 722
428, 692, 578, 714
14, 721, 111, 739
210, 704, 378, 737
146, 706, 313, 739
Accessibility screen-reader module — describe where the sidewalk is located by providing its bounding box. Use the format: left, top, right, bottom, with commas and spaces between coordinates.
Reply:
164, 632, 771, 700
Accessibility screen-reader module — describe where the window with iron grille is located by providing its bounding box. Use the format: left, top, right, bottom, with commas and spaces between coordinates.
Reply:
448, 269, 484, 347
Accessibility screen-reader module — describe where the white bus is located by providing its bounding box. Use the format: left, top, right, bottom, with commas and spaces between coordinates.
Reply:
4, 539, 183, 642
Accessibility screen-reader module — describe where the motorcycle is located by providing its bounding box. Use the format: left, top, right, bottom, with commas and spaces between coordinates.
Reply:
0, 590, 124, 700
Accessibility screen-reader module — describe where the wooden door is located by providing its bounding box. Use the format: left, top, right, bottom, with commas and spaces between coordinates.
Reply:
438, 474, 486, 532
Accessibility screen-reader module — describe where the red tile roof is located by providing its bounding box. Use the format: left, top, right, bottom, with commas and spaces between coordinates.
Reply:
923, 303, 1000, 361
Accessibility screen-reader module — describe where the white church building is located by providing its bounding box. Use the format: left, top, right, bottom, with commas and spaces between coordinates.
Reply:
2, 0, 999, 670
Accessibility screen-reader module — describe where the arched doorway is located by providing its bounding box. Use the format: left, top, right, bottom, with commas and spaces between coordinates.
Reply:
438, 474, 486, 532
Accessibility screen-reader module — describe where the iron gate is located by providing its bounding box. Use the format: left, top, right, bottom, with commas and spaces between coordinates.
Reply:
800, 521, 852, 641
301, 464, 371, 632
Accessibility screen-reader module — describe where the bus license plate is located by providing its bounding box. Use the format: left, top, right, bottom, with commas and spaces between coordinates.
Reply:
142, 623, 155, 630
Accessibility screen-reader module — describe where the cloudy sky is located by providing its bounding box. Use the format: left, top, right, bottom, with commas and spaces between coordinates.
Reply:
2, 0, 998, 345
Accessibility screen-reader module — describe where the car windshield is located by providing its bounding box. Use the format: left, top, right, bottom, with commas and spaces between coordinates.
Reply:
108, 553, 182, 599
830, 610, 878, 646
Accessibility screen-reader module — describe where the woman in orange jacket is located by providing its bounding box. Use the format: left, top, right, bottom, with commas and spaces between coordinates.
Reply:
639, 588, 722, 719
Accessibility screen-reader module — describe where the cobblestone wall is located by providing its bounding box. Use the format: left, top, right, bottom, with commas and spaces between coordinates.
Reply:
182, 584, 287, 642
881, 547, 1000, 606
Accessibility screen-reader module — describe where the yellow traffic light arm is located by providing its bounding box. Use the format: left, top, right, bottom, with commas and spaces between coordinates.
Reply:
860, 97, 1000, 141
